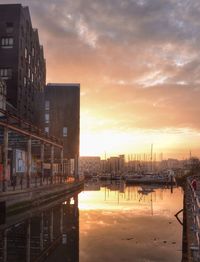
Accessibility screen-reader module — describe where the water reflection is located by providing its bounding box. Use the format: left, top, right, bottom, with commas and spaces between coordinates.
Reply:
0, 195, 79, 262
0, 181, 183, 262
81, 180, 182, 215
79, 180, 183, 262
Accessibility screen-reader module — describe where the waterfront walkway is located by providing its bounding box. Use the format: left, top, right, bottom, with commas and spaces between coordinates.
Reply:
0, 178, 84, 222
185, 176, 200, 262
0, 175, 66, 193
1, 179, 80, 203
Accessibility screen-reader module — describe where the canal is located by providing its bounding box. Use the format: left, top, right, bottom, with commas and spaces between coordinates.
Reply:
0, 181, 183, 262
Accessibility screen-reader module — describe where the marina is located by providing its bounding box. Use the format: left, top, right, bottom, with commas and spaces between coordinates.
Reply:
0, 1, 199, 261
96, 171, 176, 185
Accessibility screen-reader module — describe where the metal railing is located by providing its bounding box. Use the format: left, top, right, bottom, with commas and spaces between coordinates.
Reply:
0, 173, 66, 193
0, 108, 63, 147
0, 108, 65, 193
188, 177, 200, 260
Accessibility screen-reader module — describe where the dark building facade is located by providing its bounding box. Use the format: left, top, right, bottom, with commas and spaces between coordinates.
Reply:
0, 78, 6, 113
0, 4, 46, 126
44, 84, 80, 160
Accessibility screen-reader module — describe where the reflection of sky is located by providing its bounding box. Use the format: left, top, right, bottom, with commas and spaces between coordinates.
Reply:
79, 186, 183, 215
79, 186, 183, 262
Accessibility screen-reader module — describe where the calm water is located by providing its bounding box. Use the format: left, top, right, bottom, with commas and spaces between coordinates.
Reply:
0, 181, 183, 262
79, 181, 183, 262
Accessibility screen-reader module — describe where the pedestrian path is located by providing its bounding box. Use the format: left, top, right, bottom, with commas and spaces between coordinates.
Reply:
0, 179, 83, 208
186, 176, 200, 262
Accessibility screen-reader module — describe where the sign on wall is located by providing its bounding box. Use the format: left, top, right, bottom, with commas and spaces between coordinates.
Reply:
15, 149, 26, 173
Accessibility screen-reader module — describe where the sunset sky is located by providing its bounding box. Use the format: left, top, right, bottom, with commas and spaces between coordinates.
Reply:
1, 0, 200, 159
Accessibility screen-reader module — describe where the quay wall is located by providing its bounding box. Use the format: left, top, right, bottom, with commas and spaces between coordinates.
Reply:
0, 181, 84, 217
184, 177, 200, 262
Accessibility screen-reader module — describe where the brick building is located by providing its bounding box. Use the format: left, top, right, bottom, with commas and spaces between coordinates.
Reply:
0, 4, 46, 126
44, 83, 80, 176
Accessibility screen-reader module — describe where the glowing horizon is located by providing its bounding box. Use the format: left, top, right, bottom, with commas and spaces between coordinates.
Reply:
80, 127, 200, 160
1, 0, 200, 159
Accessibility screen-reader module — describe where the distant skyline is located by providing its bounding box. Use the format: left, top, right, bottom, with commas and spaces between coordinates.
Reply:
1, 0, 200, 159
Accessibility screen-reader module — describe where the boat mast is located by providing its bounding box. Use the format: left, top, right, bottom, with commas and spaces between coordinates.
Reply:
151, 144, 153, 172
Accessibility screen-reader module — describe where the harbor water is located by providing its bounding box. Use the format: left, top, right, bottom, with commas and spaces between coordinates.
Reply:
0, 181, 183, 262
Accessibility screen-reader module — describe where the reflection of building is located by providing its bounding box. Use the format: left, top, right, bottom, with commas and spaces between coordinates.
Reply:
44, 84, 80, 176
0, 4, 46, 126
79, 156, 101, 176
0, 194, 79, 262
84, 179, 101, 191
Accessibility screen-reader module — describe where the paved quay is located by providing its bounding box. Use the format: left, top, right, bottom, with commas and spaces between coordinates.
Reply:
184, 176, 200, 262
0, 179, 84, 215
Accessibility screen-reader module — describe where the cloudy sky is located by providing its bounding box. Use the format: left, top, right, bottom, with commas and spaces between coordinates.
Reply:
1, 0, 200, 158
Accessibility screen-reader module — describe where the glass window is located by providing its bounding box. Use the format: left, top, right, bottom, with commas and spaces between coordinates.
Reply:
45, 127, 49, 133
28, 68, 31, 78
45, 100, 50, 110
21, 26, 24, 37
25, 48, 28, 59
24, 77, 27, 86
6, 22, 14, 34
9, 38, 13, 45
0, 68, 12, 79
45, 113, 49, 123
63, 127, 68, 137
1, 37, 14, 48
21, 56, 24, 67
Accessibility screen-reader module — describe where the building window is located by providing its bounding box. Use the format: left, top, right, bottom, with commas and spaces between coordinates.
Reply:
21, 26, 24, 37
31, 73, 34, 82
25, 48, 28, 59
45, 100, 50, 110
45, 127, 49, 133
6, 22, 14, 34
45, 113, 49, 123
1, 37, 14, 48
0, 68, 12, 79
28, 68, 31, 78
24, 77, 27, 86
28, 54, 31, 64
63, 127, 68, 137
32, 47, 35, 56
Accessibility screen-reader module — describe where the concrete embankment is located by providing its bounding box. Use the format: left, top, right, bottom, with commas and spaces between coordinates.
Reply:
0, 180, 84, 217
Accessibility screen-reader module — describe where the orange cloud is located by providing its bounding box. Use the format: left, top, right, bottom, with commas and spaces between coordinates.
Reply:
1, 0, 200, 158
